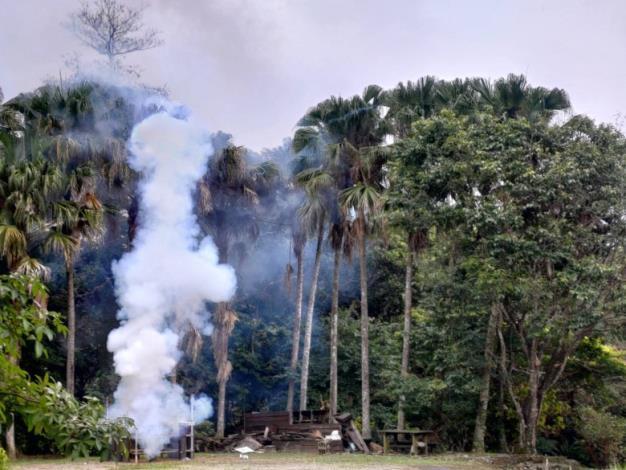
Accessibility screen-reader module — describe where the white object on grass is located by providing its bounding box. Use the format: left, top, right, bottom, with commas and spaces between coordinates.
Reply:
235, 446, 255, 459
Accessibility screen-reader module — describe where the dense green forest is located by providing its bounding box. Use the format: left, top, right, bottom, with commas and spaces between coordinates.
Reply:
1, 73, 625, 468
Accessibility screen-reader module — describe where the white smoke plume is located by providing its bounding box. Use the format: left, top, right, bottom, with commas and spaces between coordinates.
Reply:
107, 110, 236, 457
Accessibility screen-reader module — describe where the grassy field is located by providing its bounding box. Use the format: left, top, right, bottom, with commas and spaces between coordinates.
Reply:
10, 452, 498, 470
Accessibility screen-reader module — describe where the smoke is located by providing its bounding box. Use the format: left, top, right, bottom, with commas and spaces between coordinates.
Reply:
107, 110, 236, 457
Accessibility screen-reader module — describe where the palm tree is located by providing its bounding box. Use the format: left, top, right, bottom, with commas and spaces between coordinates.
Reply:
295, 86, 385, 436
471, 74, 570, 121
327, 211, 353, 417
286, 222, 306, 417
382, 76, 440, 138
45, 165, 104, 396
197, 142, 278, 438
294, 169, 333, 412
384, 78, 454, 431
339, 181, 383, 439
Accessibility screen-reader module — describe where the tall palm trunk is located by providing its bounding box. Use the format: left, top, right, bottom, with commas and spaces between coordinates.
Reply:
329, 247, 341, 417
217, 374, 227, 438
299, 218, 325, 411
286, 250, 305, 418
66, 258, 76, 396
358, 221, 371, 440
214, 245, 234, 439
397, 249, 414, 430
214, 301, 233, 438
472, 303, 500, 452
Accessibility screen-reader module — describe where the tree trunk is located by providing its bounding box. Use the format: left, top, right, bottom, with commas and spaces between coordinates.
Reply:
497, 375, 509, 453
217, 378, 226, 438
287, 250, 305, 418
472, 303, 500, 452
358, 226, 371, 440
66, 259, 76, 396
213, 301, 234, 439
329, 247, 341, 417
299, 218, 325, 411
522, 339, 541, 454
213, 240, 234, 439
397, 249, 414, 430
5, 413, 16, 459
5, 349, 18, 459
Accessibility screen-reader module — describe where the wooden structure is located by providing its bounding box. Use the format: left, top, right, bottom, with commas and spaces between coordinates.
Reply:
130, 423, 194, 463
380, 429, 435, 456
240, 410, 369, 454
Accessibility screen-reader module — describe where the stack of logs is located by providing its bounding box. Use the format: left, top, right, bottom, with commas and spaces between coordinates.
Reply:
195, 410, 369, 454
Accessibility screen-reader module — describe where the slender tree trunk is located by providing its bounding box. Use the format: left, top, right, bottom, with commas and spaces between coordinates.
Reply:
217, 378, 226, 437
497, 375, 509, 452
358, 225, 371, 440
523, 340, 541, 454
299, 219, 325, 411
66, 260, 76, 396
329, 247, 341, 418
5, 351, 18, 459
214, 242, 234, 439
5, 413, 16, 459
213, 301, 234, 439
397, 250, 414, 430
472, 303, 500, 452
287, 250, 305, 419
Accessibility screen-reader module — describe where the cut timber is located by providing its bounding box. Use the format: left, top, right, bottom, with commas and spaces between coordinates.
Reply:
244, 411, 290, 433
333, 412, 352, 424
346, 420, 369, 454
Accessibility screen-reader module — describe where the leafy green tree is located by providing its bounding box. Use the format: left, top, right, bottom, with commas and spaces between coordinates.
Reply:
0, 274, 64, 459
391, 110, 626, 453
384, 77, 446, 430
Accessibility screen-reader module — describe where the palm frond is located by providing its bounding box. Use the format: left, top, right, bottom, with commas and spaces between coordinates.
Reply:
197, 180, 213, 214
14, 255, 51, 281
44, 229, 79, 263
182, 326, 203, 363
294, 167, 333, 193
0, 224, 27, 268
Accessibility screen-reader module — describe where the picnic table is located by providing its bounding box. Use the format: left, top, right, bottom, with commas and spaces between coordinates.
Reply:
379, 429, 436, 455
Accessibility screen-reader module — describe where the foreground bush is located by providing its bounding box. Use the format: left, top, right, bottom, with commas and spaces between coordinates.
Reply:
578, 406, 626, 467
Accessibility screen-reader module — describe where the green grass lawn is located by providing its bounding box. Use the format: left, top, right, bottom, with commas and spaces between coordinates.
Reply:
10, 452, 496, 469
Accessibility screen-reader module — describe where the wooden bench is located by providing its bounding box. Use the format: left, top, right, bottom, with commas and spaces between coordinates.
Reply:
379, 429, 436, 456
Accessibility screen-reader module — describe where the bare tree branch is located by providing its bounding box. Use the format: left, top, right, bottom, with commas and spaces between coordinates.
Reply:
68, 0, 162, 64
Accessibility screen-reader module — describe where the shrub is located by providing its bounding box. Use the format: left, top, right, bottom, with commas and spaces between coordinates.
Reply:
0, 447, 7, 470
577, 406, 625, 467
21, 380, 133, 460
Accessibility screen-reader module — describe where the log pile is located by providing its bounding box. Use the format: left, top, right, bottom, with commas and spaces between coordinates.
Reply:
195, 410, 369, 455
